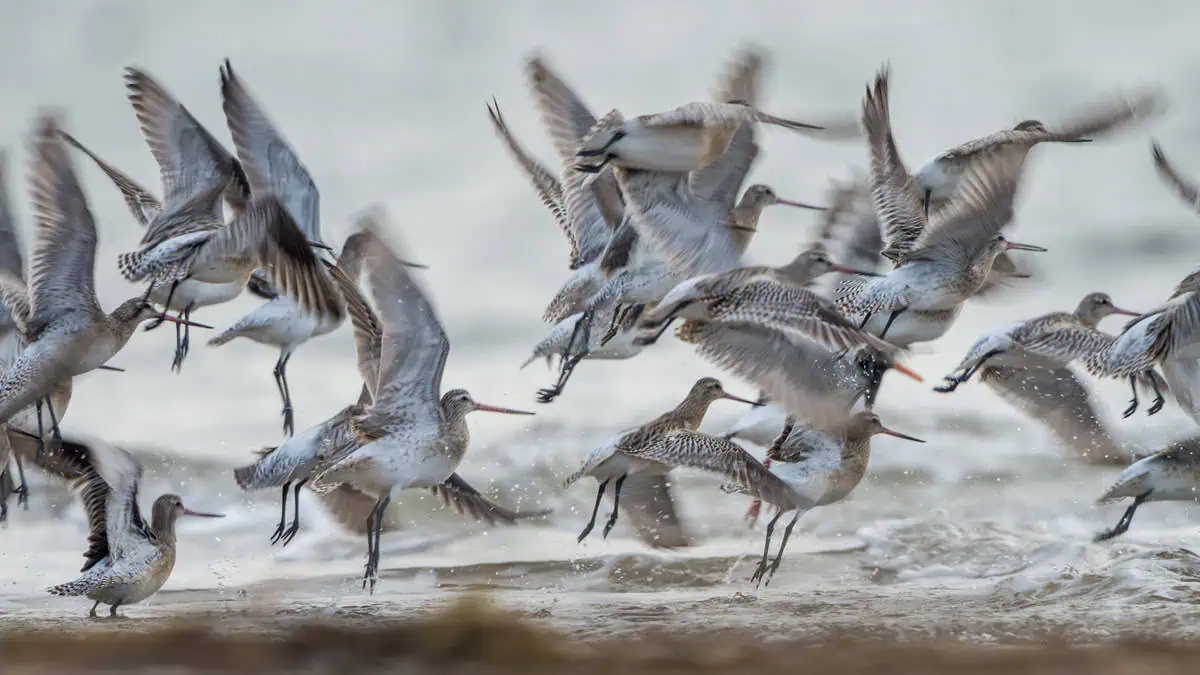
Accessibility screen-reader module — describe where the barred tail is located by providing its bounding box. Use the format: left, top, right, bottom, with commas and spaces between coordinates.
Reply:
47, 579, 91, 597
117, 250, 151, 282
562, 467, 589, 489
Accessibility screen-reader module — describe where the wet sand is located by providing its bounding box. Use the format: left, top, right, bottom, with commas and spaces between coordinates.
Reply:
7, 596, 1200, 674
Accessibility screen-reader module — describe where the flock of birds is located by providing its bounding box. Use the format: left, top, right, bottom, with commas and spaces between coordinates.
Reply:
2, 47, 1200, 618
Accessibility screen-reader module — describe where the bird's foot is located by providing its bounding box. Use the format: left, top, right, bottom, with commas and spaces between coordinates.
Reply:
1148, 396, 1165, 416
575, 523, 595, 543
599, 324, 620, 346
281, 406, 295, 437
536, 386, 563, 405
14, 483, 29, 510
749, 559, 769, 588
762, 558, 784, 587
933, 377, 961, 394
269, 521, 287, 546
171, 342, 189, 373
1122, 400, 1138, 419
279, 521, 301, 547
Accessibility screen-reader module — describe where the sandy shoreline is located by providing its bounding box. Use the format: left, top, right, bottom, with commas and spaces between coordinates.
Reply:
7, 596, 1200, 674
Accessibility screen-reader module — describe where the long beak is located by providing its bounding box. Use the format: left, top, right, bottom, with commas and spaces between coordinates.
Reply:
158, 315, 213, 329
921, 189, 932, 218
721, 392, 764, 407
308, 240, 334, 251
1111, 306, 1140, 317
891, 361, 924, 383
97, 364, 125, 372
775, 198, 826, 211
880, 426, 926, 443
182, 508, 225, 518
1004, 241, 1048, 252
474, 402, 536, 416
574, 161, 605, 174
831, 264, 882, 277
399, 259, 429, 270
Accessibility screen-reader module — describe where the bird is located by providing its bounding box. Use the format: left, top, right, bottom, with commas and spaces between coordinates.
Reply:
932, 292, 1150, 401
1093, 436, 1200, 542
0, 113, 209, 444
204, 59, 404, 437
45, 438, 223, 617
57, 127, 247, 372
233, 215, 548, 546
717, 410, 924, 586
1083, 144, 1200, 423
913, 89, 1163, 215
561, 377, 761, 542
834, 66, 1047, 340
308, 225, 536, 592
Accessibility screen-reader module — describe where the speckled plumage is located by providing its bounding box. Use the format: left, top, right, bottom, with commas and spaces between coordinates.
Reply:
1093, 436, 1200, 541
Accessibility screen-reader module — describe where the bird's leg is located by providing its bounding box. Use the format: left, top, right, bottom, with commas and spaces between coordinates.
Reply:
600, 305, 627, 346
12, 449, 29, 511
280, 479, 307, 546
34, 399, 45, 459
745, 420, 794, 527
601, 474, 627, 539
1145, 372, 1166, 416
934, 350, 1003, 393
88, 600, 101, 618
576, 478, 609, 542
108, 601, 121, 618
750, 510, 785, 587
1123, 376, 1140, 419
366, 493, 391, 594
1094, 491, 1151, 542
362, 504, 377, 590
144, 280, 179, 331
171, 304, 195, 373
270, 483, 291, 545
44, 396, 63, 451
274, 352, 295, 437
879, 308, 906, 340
763, 508, 805, 587
858, 312, 873, 329
138, 280, 157, 308
632, 317, 677, 347
538, 308, 594, 404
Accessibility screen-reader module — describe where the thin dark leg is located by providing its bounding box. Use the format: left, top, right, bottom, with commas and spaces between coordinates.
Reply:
1145, 372, 1165, 416
538, 309, 594, 404
34, 399, 45, 459
763, 508, 805, 587
279, 479, 307, 546
362, 504, 376, 590
1123, 376, 1139, 419
270, 483, 290, 545
171, 305, 194, 373
138, 281, 157, 307
108, 601, 121, 617
89, 600, 101, 617
858, 312, 873, 329
750, 510, 785, 586
632, 317, 677, 347
879, 308, 906, 340
45, 397, 63, 448
934, 350, 1003, 393
1094, 492, 1151, 542
12, 450, 29, 511
576, 478, 610, 542
274, 352, 295, 437
599, 305, 627, 346
143, 280, 179, 331
364, 493, 391, 594
601, 474, 627, 539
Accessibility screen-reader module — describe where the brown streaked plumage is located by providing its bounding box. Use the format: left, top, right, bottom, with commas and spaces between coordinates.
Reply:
562, 377, 760, 543
0, 113, 208, 445
1093, 436, 1200, 542
718, 411, 924, 586
45, 439, 223, 617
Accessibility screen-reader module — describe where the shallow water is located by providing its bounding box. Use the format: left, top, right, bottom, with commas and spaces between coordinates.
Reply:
4, 0, 1200, 643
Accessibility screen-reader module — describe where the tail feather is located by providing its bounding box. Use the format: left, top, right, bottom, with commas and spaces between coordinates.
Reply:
47, 579, 91, 597
562, 467, 589, 489
206, 327, 241, 348
1096, 466, 1151, 505
116, 250, 150, 282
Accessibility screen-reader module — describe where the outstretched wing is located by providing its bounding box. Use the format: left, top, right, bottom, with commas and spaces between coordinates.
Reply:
429, 473, 551, 526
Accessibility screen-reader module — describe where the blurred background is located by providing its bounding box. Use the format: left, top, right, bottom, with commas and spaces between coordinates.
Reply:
3, 0, 1200, 630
